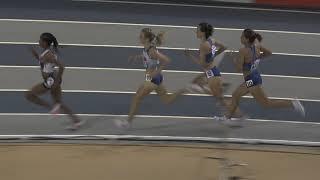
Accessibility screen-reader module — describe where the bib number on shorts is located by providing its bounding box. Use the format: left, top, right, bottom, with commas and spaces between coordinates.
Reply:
245, 79, 254, 88
44, 77, 55, 88
205, 70, 214, 78
145, 74, 152, 81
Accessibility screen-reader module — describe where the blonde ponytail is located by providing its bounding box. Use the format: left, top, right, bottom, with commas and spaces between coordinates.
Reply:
154, 31, 165, 46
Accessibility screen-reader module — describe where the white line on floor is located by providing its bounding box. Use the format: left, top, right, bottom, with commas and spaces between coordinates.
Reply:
0, 134, 319, 146
0, 113, 318, 125
0, 18, 319, 35
0, 88, 319, 102
1, 65, 320, 80
1, 41, 320, 58
0, 41, 319, 58
72, 0, 320, 15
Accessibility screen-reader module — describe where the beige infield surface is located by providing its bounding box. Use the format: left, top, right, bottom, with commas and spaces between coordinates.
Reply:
0, 143, 319, 180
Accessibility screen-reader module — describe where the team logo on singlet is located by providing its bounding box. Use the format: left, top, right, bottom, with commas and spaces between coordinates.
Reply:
250, 59, 260, 71
211, 45, 217, 57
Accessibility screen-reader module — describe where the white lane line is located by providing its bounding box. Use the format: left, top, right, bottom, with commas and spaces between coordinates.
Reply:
1, 41, 320, 58
72, 0, 320, 15
0, 113, 319, 125
2, 65, 320, 80
0, 18, 319, 36
1, 134, 319, 146
1, 88, 319, 102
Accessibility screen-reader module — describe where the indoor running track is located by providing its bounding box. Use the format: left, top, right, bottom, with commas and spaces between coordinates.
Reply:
0, 0, 319, 144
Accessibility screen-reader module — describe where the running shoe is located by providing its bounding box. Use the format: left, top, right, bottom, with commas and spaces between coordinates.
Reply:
114, 118, 131, 129
213, 115, 227, 122
292, 98, 306, 117
50, 104, 61, 115
66, 119, 86, 131
213, 116, 244, 128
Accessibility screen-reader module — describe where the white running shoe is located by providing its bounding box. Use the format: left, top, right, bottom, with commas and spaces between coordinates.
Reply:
292, 98, 306, 117
213, 116, 244, 128
227, 117, 245, 128
66, 119, 86, 131
114, 118, 131, 129
213, 115, 227, 122
186, 84, 204, 93
50, 104, 61, 115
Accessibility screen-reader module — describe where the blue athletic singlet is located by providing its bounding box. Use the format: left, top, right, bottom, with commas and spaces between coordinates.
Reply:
203, 38, 221, 78
142, 46, 163, 85
243, 45, 262, 88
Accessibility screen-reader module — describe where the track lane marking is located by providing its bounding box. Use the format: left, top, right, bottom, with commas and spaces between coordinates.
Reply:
71, 0, 320, 15
0, 88, 319, 102
1, 65, 320, 80
0, 113, 319, 125
0, 18, 319, 35
0, 41, 320, 58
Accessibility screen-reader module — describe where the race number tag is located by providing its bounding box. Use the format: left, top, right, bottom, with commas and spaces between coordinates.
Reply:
145, 74, 152, 81
205, 70, 214, 78
245, 79, 254, 88
45, 77, 55, 88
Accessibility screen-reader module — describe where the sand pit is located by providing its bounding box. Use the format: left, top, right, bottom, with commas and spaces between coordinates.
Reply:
0, 143, 319, 180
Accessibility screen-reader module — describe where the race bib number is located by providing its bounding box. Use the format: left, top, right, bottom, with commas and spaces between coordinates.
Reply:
245, 79, 254, 88
205, 70, 214, 78
45, 77, 55, 88
145, 74, 152, 81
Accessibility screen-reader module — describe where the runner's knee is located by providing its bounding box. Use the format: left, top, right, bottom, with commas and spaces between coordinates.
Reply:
231, 91, 241, 101
257, 98, 271, 108
133, 92, 144, 102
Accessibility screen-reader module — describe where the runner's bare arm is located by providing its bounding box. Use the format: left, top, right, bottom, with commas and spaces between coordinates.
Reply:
45, 53, 65, 79
30, 46, 39, 60
234, 48, 246, 72
150, 48, 170, 75
214, 40, 227, 57
259, 45, 272, 59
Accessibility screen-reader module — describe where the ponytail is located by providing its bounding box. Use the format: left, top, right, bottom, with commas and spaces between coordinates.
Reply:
243, 29, 263, 43
51, 35, 59, 52
154, 31, 165, 46
141, 28, 165, 46
40, 32, 59, 53
198, 22, 214, 39
255, 32, 263, 42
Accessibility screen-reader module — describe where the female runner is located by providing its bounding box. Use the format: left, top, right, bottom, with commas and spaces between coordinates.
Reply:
185, 22, 243, 118
25, 32, 84, 130
115, 28, 186, 128
220, 28, 305, 120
